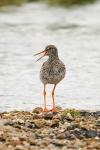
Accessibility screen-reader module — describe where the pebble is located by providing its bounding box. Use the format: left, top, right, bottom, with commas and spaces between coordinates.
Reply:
56, 133, 66, 139
51, 119, 59, 128
25, 122, 35, 129
64, 113, 75, 121
52, 139, 66, 146
32, 107, 43, 114
15, 145, 25, 150
96, 120, 100, 126
43, 112, 53, 120
0, 107, 100, 150
33, 119, 47, 128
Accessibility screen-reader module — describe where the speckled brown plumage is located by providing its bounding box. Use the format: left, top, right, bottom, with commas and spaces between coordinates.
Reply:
34, 45, 66, 112
40, 50, 66, 84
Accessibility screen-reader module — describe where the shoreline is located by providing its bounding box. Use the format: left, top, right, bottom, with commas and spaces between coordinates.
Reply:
0, 107, 100, 150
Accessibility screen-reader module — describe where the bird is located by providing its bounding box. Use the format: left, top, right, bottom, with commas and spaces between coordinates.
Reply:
34, 45, 66, 112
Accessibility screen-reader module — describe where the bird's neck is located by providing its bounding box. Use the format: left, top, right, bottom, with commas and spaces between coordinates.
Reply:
48, 55, 59, 62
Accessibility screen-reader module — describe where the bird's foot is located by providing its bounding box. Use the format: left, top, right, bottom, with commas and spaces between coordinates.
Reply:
52, 107, 56, 113
43, 108, 49, 112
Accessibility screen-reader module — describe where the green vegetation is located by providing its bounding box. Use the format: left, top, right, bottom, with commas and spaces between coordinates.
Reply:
0, 0, 26, 6
63, 109, 81, 117
0, 0, 97, 7
41, 0, 96, 6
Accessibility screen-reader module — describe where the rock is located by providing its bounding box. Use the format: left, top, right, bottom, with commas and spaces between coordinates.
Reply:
49, 133, 55, 138
23, 141, 30, 147
62, 146, 69, 150
4, 120, 14, 126
19, 135, 27, 141
0, 136, 6, 142
62, 122, 71, 129
64, 113, 74, 121
56, 133, 66, 139
0, 108, 100, 150
96, 120, 100, 127
56, 106, 63, 112
47, 144, 57, 150
11, 137, 22, 146
32, 107, 43, 114
69, 127, 100, 139
32, 113, 41, 119
43, 112, 53, 120
84, 130, 98, 138
53, 114, 62, 121
52, 139, 66, 146
8, 145, 15, 150
28, 139, 37, 145
13, 124, 21, 129
67, 123, 79, 130
13, 119, 24, 124
51, 119, 59, 128
41, 128, 51, 135
15, 145, 25, 150
34, 119, 47, 128
80, 111, 89, 116
80, 111, 100, 117
25, 122, 35, 129
41, 138, 51, 146
4, 119, 24, 129
66, 131, 76, 140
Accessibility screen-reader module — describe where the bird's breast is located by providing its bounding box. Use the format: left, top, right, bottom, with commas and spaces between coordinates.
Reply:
40, 60, 66, 84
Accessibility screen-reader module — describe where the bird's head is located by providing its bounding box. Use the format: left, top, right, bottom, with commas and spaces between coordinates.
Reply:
34, 45, 58, 62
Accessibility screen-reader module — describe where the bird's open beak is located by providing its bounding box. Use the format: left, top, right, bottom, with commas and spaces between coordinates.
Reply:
34, 50, 47, 62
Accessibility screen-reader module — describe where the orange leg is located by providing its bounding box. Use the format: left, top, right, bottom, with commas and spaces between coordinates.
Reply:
52, 84, 56, 112
43, 84, 48, 112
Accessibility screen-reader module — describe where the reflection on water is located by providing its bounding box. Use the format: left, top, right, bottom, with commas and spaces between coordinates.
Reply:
0, 2, 100, 112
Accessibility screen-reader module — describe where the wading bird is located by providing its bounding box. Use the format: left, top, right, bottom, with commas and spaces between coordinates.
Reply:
34, 45, 66, 112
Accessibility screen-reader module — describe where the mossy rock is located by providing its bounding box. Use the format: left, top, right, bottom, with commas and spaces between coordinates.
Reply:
63, 109, 81, 117
33, 119, 47, 128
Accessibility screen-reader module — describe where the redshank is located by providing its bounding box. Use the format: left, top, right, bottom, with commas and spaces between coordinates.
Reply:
34, 45, 66, 112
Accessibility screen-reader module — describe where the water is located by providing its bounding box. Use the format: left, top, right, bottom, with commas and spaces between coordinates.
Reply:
0, 2, 100, 112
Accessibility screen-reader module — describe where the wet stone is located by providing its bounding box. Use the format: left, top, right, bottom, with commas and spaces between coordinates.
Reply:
0, 108, 100, 150
43, 112, 54, 120
55, 106, 63, 112
13, 119, 24, 125
33, 119, 47, 128
0, 136, 6, 142
25, 122, 35, 129
41, 139, 51, 146
67, 127, 100, 139
4, 120, 14, 126
32, 107, 43, 114
32, 113, 41, 119
96, 120, 100, 127
66, 131, 76, 140
80, 111, 100, 117
51, 119, 59, 128
52, 139, 66, 146
56, 133, 66, 139
53, 114, 62, 121
62, 113, 75, 121
13, 124, 22, 129
15, 145, 25, 150
28, 139, 37, 145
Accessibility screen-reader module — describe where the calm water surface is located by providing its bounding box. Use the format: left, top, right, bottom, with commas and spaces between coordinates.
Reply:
0, 2, 100, 112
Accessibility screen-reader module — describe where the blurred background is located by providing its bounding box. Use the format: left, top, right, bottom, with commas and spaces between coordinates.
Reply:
0, 0, 100, 112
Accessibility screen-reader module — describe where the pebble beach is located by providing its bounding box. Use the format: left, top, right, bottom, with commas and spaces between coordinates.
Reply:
0, 107, 100, 150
